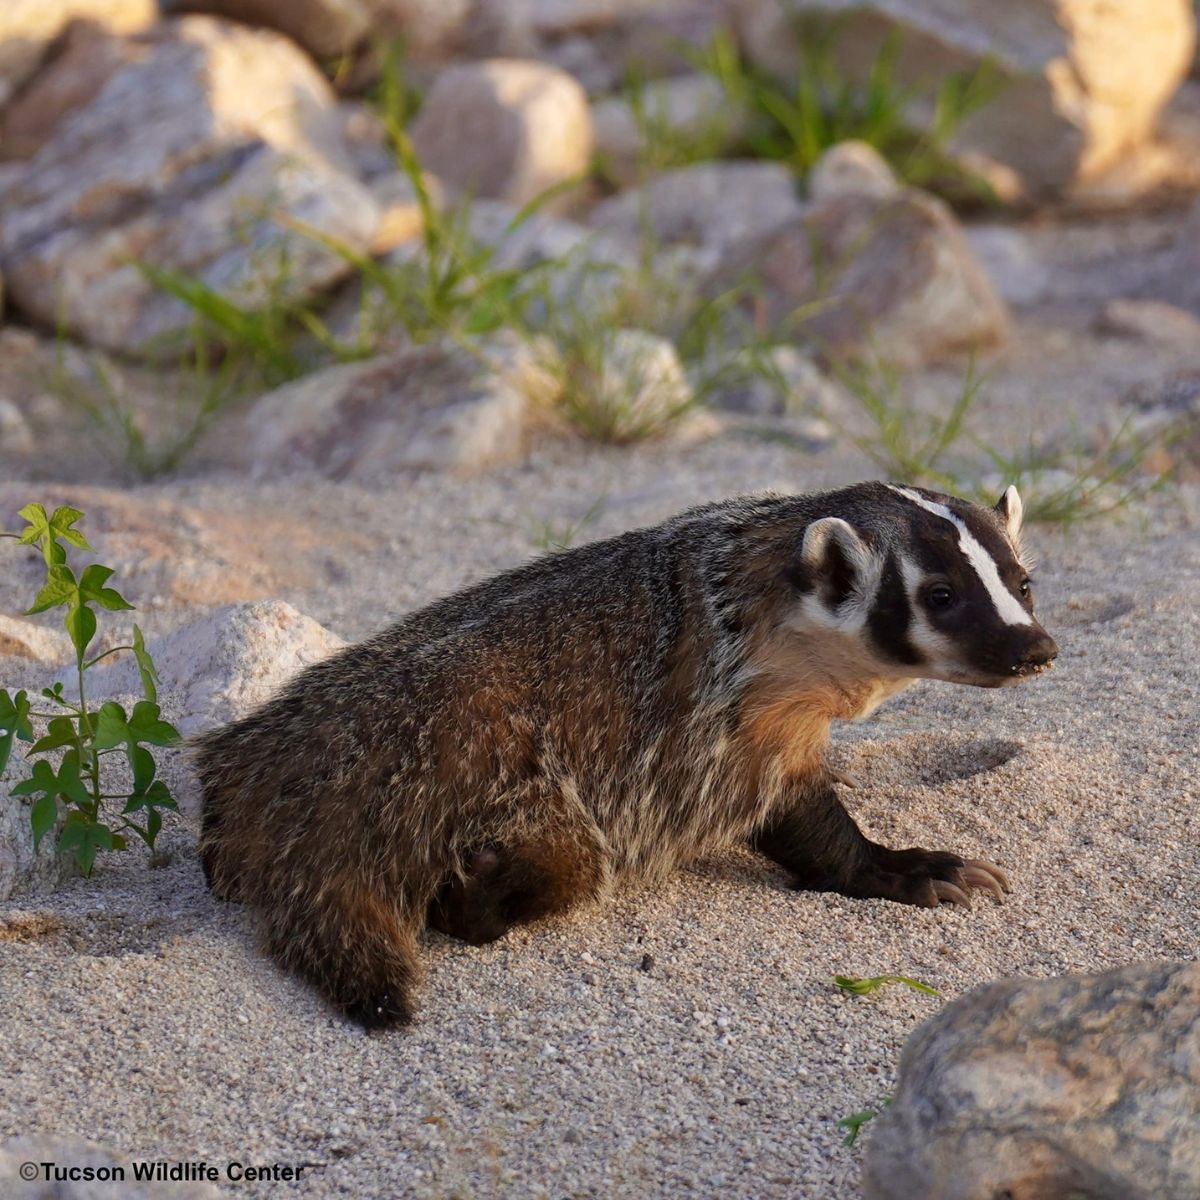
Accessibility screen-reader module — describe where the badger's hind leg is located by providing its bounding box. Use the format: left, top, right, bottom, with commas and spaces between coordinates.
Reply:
429, 803, 610, 945
264, 875, 423, 1030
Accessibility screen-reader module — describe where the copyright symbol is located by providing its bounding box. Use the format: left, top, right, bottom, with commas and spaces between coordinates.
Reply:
19, 1163, 38, 1181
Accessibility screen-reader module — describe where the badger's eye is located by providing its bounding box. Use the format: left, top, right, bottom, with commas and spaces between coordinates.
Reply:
926, 583, 955, 609
1019, 578, 1031, 597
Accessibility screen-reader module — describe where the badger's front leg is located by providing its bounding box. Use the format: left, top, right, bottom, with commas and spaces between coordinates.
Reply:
749, 778, 1009, 907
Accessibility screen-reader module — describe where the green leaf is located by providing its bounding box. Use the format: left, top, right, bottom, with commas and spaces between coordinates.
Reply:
16, 504, 92, 566
91, 701, 130, 751
12, 753, 90, 809
837, 1107, 880, 1148
9, 759, 59, 798
123, 778, 177, 815
0, 689, 34, 777
127, 701, 181, 748
65, 602, 98, 661
58, 813, 116, 875
131, 625, 159, 704
29, 715, 80, 755
30, 792, 59, 848
78, 564, 133, 612
834, 974, 941, 998
27, 564, 78, 614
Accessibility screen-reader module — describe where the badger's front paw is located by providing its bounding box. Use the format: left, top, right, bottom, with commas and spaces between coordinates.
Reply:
854, 846, 1010, 909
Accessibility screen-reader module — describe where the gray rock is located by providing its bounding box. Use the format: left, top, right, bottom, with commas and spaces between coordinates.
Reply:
0, 399, 33, 457
735, 0, 1196, 202
159, 0, 471, 61
704, 344, 846, 424
1, 779, 75, 903
83, 600, 345, 747
1095, 298, 1200, 347
964, 225, 1051, 307
241, 334, 561, 478
587, 161, 805, 269
863, 960, 1200, 1200
708, 188, 1008, 368
563, 328, 694, 443
0, 17, 380, 356
0, 0, 154, 110
409, 59, 592, 211
0, 616, 71, 664
808, 140, 900, 202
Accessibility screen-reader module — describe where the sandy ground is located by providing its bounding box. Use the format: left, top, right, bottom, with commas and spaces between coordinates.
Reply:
0, 394, 1197, 1197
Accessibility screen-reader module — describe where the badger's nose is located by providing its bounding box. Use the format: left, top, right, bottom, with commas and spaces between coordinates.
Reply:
1018, 630, 1058, 672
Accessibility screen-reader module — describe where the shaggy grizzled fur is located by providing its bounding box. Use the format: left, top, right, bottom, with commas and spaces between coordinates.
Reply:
198, 482, 1057, 1028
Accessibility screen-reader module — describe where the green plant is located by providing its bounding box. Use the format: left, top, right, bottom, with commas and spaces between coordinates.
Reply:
836, 356, 1176, 524
834, 974, 940, 998
837, 1098, 891, 1148
0, 505, 181, 875
695, 22, 1002, 203
840, 354, 983, 489
527, 492, 609, 554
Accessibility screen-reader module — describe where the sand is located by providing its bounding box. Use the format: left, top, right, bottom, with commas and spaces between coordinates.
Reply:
0, 295, 1199, 1198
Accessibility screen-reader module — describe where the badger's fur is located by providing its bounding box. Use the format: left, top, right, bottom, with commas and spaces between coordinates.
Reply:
198, 482, 1057, 1027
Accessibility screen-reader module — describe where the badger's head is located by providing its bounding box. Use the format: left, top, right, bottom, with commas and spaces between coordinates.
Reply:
789, 483, 1057, 688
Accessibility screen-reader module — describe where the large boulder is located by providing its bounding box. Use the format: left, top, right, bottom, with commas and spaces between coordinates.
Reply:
863, 960, 1200, 1200
239, 334, 561, 478
706, 186, 1007, 367
735, 0, 1196, 201
0, 0, 155, 111
0, 17, 380, 355
83, 600, 345, 742
409, 59, 592, 211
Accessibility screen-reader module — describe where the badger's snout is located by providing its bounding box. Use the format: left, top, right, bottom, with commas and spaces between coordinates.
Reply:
1013, 628, 1058, 676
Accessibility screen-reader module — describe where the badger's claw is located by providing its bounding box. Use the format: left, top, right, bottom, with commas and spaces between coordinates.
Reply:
961, 860, 1009, 901
932, 879, 972, 907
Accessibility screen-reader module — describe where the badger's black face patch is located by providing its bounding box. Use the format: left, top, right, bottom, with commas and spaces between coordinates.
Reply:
867, 552, 922, 666
876, 486, 1058, 686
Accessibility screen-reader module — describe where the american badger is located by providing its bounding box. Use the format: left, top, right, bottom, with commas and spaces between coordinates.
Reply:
198, 482, 1057, 1027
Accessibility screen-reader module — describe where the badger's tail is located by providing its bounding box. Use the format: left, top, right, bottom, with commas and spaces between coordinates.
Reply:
262, 875, 423, 1029
195, 728, 422, 1029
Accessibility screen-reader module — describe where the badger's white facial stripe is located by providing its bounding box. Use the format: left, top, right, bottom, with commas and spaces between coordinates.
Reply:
887, 486, 1032, 627
898, 556, 958, 666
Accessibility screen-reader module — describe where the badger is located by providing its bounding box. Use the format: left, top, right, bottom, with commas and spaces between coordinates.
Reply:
197, 481, 1058, 1028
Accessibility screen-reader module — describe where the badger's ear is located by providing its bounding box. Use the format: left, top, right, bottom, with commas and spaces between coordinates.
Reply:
995, 485, 1024, 540
799, 517, 871, 603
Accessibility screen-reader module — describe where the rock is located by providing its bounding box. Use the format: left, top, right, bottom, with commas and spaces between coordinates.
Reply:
0, 482, 372, 613
83, 600, 345, 742
808, 141, 900, 202
862, 960, 1200, 1200
707, 188, 1008, 368
1095, 298, 1200, 346
563, 328, 694, 443
0, 0, 154, 111
735, 0, 1196, 201
1, 779, 75, 902
1, 1136, 222, 1197
704, 344, 846, 424
0, 17, 380, 356
459, 0, 731, 94
1121, 371, 1200, 481
409, 59, 592, 211
160, 0, 472, 62
0, 399, 33, 457
963, 225, 1050, 307
587, 162, 805, 268
241, 334, 561, 478
0, 616, 70, 664
591, 74, 745, 185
